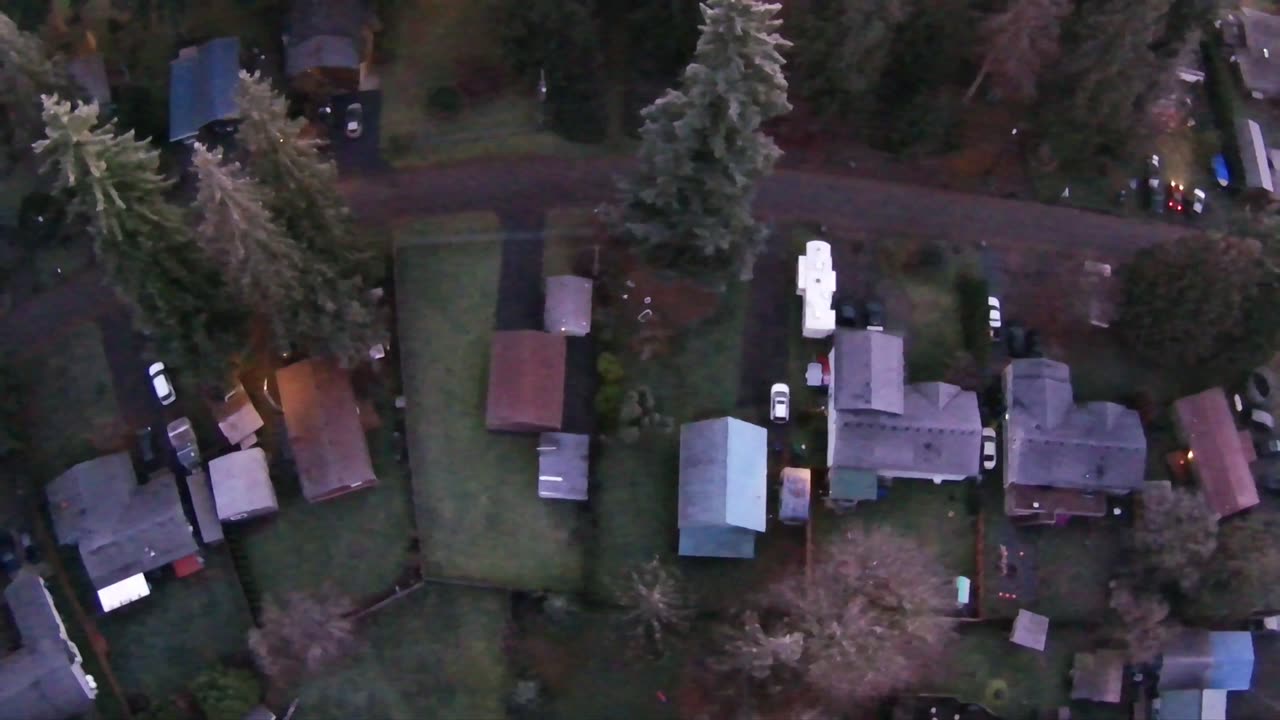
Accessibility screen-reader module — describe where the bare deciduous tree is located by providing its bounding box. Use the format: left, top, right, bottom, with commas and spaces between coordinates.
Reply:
612, 556, 693, 655
965, 0, 1071, 103
1131, 484, 1218, 594
717, 528, 955, 708
248, 592, 360, 688
1108, 580, 1174, 664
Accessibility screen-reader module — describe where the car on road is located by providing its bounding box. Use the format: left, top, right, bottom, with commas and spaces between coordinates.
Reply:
770, 383, 790, 423
345, 103, 363, 139
987, 296, 1003, 340
981, 427, 998, 472
149, 361, 176, 406
864, 299, 886, 331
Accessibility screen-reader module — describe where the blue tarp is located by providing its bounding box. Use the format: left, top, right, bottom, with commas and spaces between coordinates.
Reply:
169, 37, 241, 142
1211, 154, 1230, 188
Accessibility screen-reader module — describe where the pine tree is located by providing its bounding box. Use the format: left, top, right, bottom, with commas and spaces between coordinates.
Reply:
34, 96, 245, 388
964, 0, 1072, 103
232, 72, 384, 366
0, 11, 81, 167
790, 0, 914, 116
617, 0, 791, 282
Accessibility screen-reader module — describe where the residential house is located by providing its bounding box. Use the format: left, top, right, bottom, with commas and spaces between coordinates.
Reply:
0, 571, 97, 720
209, 448, 279, 522
1234, 9, 1280, 100
45, 454, 199, 612
1010, 609, 1049, 651
1002, 358, 1147, 524
827, 330, 982, 485
1160, 629, 1254, 693
486, 330, 566, 432
276, 358, 378, 502
284, 0, 376, 96
796, 240, 836, 339
536, 432, 589, 501
544, 276, 593, 337
168, 37, 241, 143
677, 417, 767, 559
1071, 650, 1125, 704
185, 468, 224, 545
1173, 388, 1260, 518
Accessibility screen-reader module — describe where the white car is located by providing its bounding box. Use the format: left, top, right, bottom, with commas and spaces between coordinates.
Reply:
988, 296, 1003, 339
345, 103, 363, 139
149, 362, 176, 406
981, 427, 998, 471
1191, 188, 1206, 215
770, 383, 790, 423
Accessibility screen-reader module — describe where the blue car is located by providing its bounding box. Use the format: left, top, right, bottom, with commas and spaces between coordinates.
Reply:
1212, 154, 1230, 188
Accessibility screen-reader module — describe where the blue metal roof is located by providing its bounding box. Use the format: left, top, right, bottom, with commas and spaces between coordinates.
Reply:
677, 417, 767, 558
678, 526, 757, 559
169, 37, 241, 142
1206, 631, 1253, 690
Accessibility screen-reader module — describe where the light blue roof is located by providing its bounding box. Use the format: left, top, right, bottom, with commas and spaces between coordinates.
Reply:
678, 526, 757, 559
1207, 631, 1253, 690
169, 37, 241, 142
677, 417, 767, 557
1159, 690, 1207, 720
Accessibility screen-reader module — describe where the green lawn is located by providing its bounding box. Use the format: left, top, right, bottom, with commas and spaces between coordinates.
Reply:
237, 387, 416, 602
98, 550, 255, 702
395, 214, 587, 591
294, 585, 511, 720
901, 276, 963, 382
543, 207, 596, 278
18, 321, 122, 478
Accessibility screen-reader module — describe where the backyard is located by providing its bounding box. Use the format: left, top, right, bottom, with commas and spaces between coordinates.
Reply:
395, 212, 587, 592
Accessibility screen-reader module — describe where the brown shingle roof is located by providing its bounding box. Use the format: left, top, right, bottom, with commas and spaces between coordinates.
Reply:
1173, 388, 1260, 518
486, 331, 566, 432
276, 358, 378, 502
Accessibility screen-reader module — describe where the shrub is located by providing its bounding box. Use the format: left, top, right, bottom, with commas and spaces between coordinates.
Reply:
427, 86, 463, 117
191, 666, 261, 720
954, 272, 990, 368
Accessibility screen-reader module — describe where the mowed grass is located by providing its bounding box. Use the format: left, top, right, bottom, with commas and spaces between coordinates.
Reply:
587, 284, 749, 601
97, 550, 255, 701
18, 321, 122, 477
543, 207, 597, 278
901, 276, 963, 382
395, 214, 586, 591
294, 585, 510, 720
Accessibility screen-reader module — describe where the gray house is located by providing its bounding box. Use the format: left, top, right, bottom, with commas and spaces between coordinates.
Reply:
537, 432, 590, 501
1002, 358, 1146, 524
168, 37, 241, 142
677, 417, 768, 559
827, 330, 982, 484
0, 571, 97, 720
210, 448, 279, 522
46, 454, 199, 611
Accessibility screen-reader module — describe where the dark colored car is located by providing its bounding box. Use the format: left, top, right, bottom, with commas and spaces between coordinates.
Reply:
864, 299, 886, 331
1025, 329, 1044, 358
834, 296, 860, 328
1006, 323, 1027, 358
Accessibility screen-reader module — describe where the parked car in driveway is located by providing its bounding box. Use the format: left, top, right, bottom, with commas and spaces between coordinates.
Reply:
834, 296, 860, 328
981, 428, 998, 472
770, 383, 790, 423
167, 417, 201, 471
149, 361, 176, 405
864, 299, 886, 331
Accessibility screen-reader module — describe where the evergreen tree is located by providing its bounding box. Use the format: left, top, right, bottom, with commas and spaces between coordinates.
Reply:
233, 72, 384, 366
617, 0, 791, 282
789, 0, 914, 116
34, 97, 245, 388
0, 11, 80, 167
964, 0, 1072, 103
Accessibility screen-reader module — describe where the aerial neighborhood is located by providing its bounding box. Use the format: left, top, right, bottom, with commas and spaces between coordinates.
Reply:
4, 0, 1280, 719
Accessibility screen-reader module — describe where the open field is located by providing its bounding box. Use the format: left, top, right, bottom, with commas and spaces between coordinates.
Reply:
395, 213, 586, 591
293, 585, 511, 720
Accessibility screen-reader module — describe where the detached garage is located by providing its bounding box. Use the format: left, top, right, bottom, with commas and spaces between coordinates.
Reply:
210, 448, 279, 522
486, 330, 566, 432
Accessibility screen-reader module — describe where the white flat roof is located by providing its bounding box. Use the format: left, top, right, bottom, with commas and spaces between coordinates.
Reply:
97, 573, 150, 612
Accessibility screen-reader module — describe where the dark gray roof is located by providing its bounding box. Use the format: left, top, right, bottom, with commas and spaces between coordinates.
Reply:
537, 433, 589, 501
544, 276, 593, 336
830, 381, 982, 479
285, 0, 368, 76
169, 37, 241, 142
0, 573, 96, 720
286, 36, 360, 77
77, 472, 198, 589
831, 330, 904, 413
209, 448, 279, 521
185, 469, 224, 545
1238, 9, 1280, 98
1003, 359, 1146, 493
46, 452, 137, 546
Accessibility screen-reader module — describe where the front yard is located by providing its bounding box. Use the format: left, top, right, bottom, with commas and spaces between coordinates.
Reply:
395, 213, 587, 592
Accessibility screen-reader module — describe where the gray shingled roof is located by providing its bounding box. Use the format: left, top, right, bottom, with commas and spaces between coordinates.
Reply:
77, 472, 198, 589
544, 275, 593, 336
830, 381, 982, 479
1004, 359, 1146, 494
46, 453, 138, 546
831, 330, 904, 413
1238, 9, 1280, 98
537, 433, 590, 501
0, 573, 96, 720
185, 469, 224, 545
210, 448, 279, 521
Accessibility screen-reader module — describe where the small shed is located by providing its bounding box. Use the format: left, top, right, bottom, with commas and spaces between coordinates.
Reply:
796, 240, 836, 339
544, 275, 593, 336
1071, 650, 1125, 703
537, 433, 589, 501
778, 467, 811, 525
276, 358, 378, 502
184, 468, 224, 545
677, 417, 768, 558
1010, 609, 1049, 651
213, 384, 265, 446
1158, 689, 1228, 720
486, 330, 566, 432
209, 448, 279, 522
829, 467, 879, 503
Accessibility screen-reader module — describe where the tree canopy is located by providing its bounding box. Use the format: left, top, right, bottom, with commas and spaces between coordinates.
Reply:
1131, 484, 1219, 595
788, 0, 913, 116
715, 528, 954, 710
1117, 234, 1280, 383
965, 0, 1071, 103
617, 0, 791, 282
0, 11, 80, 168
1188, 514, 1280, 623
